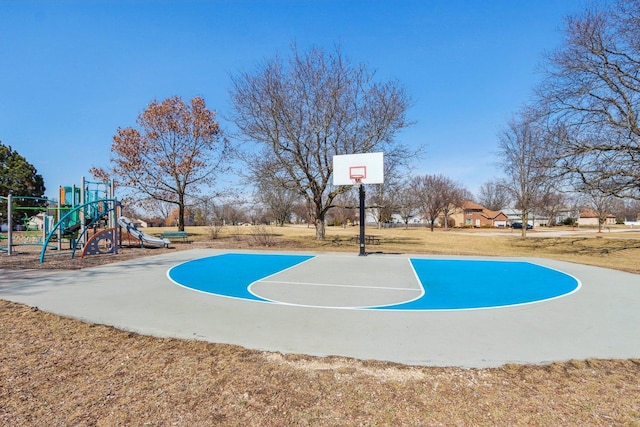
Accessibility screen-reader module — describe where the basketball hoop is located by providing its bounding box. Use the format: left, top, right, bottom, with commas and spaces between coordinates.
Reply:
349, 166, 366, 186
332, 153, 383, 257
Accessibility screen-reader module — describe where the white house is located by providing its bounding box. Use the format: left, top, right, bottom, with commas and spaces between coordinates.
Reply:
501, 208, 548, 227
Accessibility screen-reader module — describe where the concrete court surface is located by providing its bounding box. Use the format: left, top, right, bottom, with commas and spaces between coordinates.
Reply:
1, 248, 639, 368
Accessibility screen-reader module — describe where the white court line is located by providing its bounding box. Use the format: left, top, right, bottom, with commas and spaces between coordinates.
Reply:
258, 280, 419, 292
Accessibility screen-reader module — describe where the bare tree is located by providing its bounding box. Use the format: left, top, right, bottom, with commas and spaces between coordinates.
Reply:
497, 110, 553, 237
538, 0, 640, 199
621, 198, 640, 222
138, 198, 174, 223
292, 201, 312, 225
95, 96, 229, 231
440, 184, 470, 230
214, 202, 247, 226
580, 189, 618, 232
477, 181, 511, 211
229, 45, 414, 239
247, 202, 268, 225
538, 192, 567, 227
191, 195, 217, 226
367, 159, 406, 228
395, 179, 421, 228
255, 180, 299, 226
411, 174, 464, 232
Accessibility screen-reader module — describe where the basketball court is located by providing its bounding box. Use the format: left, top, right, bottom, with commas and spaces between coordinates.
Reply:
167, 253, 580, 310
1, 248, 639, 368
2, 153, 639, 367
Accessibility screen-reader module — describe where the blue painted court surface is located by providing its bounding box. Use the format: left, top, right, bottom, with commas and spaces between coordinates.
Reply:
168, 253, 313, 302
168, 253, 580, 310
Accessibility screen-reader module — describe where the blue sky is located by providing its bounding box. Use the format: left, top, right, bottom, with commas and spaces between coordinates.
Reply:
0, 0, 592, 200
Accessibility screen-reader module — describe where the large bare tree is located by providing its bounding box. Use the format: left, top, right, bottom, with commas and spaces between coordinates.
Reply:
497, 111, 554, 237
538, 0, 640, 199
99, 96, 229, 231
229, 45, 413, 239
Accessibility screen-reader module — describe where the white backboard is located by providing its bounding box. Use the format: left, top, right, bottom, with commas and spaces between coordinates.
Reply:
333, 152, 384, 185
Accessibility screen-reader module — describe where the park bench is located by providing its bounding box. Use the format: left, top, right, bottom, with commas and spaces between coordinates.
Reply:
161, 231, 189, 243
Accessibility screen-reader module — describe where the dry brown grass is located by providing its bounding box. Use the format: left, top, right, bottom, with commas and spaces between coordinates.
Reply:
2, 225, 640, 425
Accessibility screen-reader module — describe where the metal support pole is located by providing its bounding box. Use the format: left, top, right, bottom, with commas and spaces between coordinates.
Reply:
359, 183, 366, 256
80, 177, 86, 247
57, 189, 61, 251
7, 194, 12, 255
113, 196, 118, 255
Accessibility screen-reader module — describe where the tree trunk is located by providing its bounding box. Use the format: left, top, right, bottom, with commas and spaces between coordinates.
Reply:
314, 217, 325, 239
312, 197, 327, 240
178, 194, 185, 231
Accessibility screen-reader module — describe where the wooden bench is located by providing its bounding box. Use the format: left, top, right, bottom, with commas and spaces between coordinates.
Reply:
161, 231, 189, 243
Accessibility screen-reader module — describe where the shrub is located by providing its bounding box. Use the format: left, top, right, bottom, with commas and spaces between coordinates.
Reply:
207, 224, 224, 240
249, 224, 275, 246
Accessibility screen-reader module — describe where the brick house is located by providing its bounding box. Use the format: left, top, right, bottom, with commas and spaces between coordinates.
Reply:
449, 201, 509, 228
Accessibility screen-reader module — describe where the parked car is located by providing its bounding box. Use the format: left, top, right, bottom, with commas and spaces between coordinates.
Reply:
511, 222, 532, 230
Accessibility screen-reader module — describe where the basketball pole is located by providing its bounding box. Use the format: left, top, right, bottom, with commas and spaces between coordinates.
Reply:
358, 182, 366, 256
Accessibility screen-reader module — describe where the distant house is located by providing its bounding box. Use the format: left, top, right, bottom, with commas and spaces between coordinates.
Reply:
129, 218, 149, 228
129, 217, 166, 228
389, 213, 425, 226
501, 208, 548, 228
548, 208, 577, 226
26, 213, 46, 231
450, 201, 509, 228
578, 210, 616, 227
26, 213, 54, 231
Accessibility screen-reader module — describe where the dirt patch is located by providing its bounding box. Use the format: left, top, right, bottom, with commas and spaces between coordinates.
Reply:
1, 300, 639, 425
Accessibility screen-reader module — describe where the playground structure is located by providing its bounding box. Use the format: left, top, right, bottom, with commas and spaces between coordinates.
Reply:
0, 178, 118, 261
1, 177, 167, 262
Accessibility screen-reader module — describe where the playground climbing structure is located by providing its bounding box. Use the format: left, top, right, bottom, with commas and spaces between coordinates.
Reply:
39, 177, 119, 262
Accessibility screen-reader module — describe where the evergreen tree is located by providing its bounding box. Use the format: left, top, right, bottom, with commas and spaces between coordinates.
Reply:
0, 141, 46, 226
